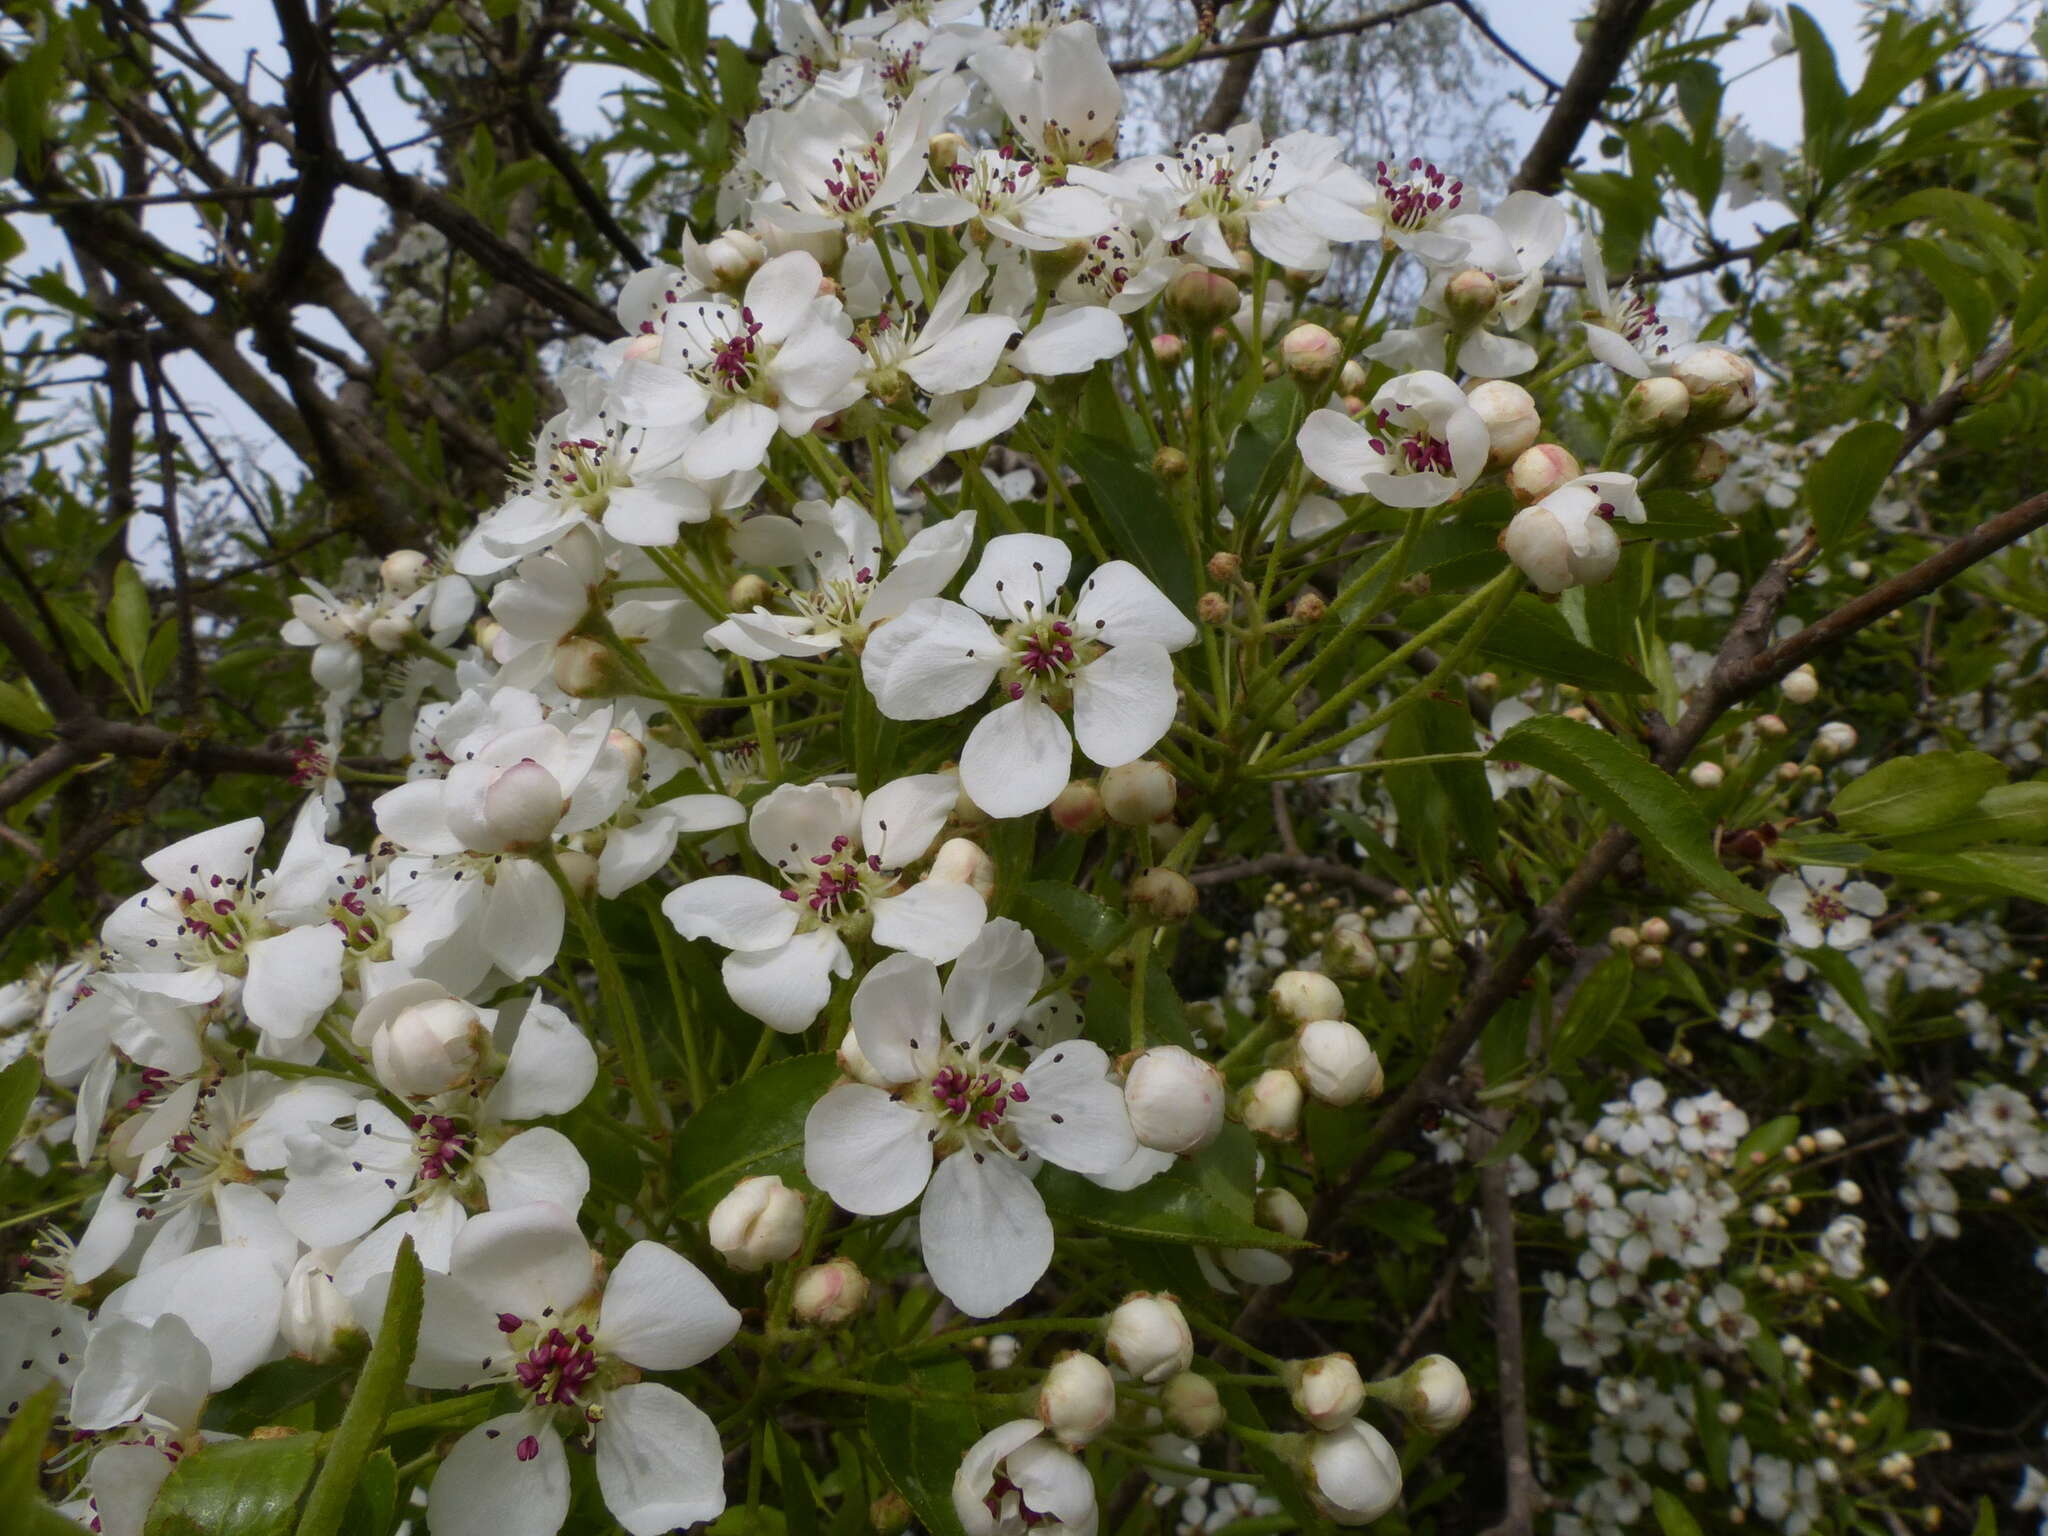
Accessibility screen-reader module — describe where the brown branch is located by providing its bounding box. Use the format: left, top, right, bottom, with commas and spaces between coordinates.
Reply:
136, 346, 202, 717
1449, 0, 1564, 96
1477, 1112, 1538, 1536
1192, 0, 1277, 136
0, 178, 303, 214
509, 96, 649, 268
1110, 0, 1450, 74
1510, 0, 1658, 194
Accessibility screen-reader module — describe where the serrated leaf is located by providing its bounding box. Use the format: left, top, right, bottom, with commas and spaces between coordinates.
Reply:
1829, 750, 2004, 837
1068, 434, 1198, 613
144, 1434, 318, 1536
1036, 1123, 1304, 1249
669, 1053, 840, 1219
52, 599, 130, 697
1807, 420, 1904, 551
1487, 715, 1776, 918
109, 561, 150, 676
866, 1358, 979, 1536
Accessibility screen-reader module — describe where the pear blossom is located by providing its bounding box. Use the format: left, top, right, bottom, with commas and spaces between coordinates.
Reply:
1768, 866, 1886, 950
889, 381, 1038, 490
1363, 192, 1567, 379
751, 72, 966, 240
968, 21, 1123, 167
861, 535, 1197, 817
803, 921, 1137, 1314
64, 1312, 213, 1536
1660, 553, 1741, 618
1580, 246, 1691, 378
852, 254, 1020, 403
662, 776, 986, 1031
1503, 471, 1645, 594
1296, 372, 1489, 507
1292, 155, 1498, 267
893, 145, 1116, 252
396, 1204, 739, 1536
954, 1420, 1099, 1536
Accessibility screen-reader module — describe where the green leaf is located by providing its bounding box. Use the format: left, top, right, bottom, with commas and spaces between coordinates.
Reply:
1829, 750, 2005, 837
1467, 595, 1654, 694
0, 1383, 58, 1510
1014, 880, 1123, 957
1068, 434, 1199, 613
1798, 945, 1888, 1057
0, 675, 54, 734
1734, 1114, 1801, 1166
0, 1054, 40, 1154
1633, 490, 1732, 541
1037, 1123, 1305, 1249
52, 599, 131, 699
1652, 1487, 1706, 1536
337, 1449, 397, 1536
144, 1434, 319, 1536
1788, 6, 1847, 169
866, 1358, 980, 1536
295, 1236, 423, 1536
1891, 237, 1995, 357
1487, 715, 1776, 918
1889, 782, 2048, 851
109, 561, 151, 677
1859, 847, 2048, 904
1974, 1495, 1998, 1536
1550, 952, 1631, 1069
1807, 420, 1904, 551
669, 1053, 840, 1219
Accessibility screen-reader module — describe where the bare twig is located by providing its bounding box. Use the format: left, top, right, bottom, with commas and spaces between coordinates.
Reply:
1477, 1111, 1538, 1536
1510, 0, 1658, 194
1192, 851, 1401, 901
1111, 0, 1450, 74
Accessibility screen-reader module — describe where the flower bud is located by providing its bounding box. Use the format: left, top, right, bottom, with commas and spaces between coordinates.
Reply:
1688, 760, 1724, 789
1151, 332, 1186, 366
1269, 970, 1343, 1027
925, 836, 997, 902
1281, 323, 1343, 387
1050, 779, 1106, 835
1196, 592, 1231, 624
707, 1174, 807, 1271
553, 635, 627, 698
1753, 713, 1788, 739
1442, 268, 1499, 327
1847, 559, 1871, 581
1639, 916, 1672, 946
927, 132, 968, 178
1675, 346, 1758, 425
1633, 943, 1665, 970
793, 1256, 868, 1326
1465, 380, 1540, 467
1241, 1068, 1304, 1140
1162, 1371, 1226, 1437
1608, 924, 1640, 950
1507, 443, 1581, 506
836, 1028, 894, 1090
1398, 1355, 1471, 1432
1618, 375, 1692, 441
1124, 1045, 1226, 1154
1681, 435, 1733, 484
1304, 1420, 1403, 1525
1502, 505, 1573, 594
1338, 359, 1368, 395
705, 228, 768, 288
1294, 1019, 1382, 1106
1105, 1293, 1194, 1384
1291, 590, 1327, 624
1129, 866, 1198, 924
1780, 665, 1819, 705
1153, 445, 1190, 480
1814, 720, 1857, 761
1324, 920, 1378, 978
730, 573, 774, 611
380, 549, 432, 596
1164, 269, 1240, 331
367, 994, 489, 1098
280, 1250, 361, 1362
365, 614, 414, 654
1101, 760, 1177, 826
482, 758, 565, 848
553, 846, 599, 898
1206, 551, 1242, 583
870, 1492, 913, 1536
1255, 1187, 1309, 1241
1289, 1354, 1365, 1430
1038, 1351, 1116, 1448
473, 616, 505, 655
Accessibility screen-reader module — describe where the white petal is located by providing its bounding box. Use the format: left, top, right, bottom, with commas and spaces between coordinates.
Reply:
862, 773, 960, 867
960, 697, 1071, 818
749, 782, 862, 868
1072, 562, 1196, 650
598, 1245, 741, 1371
1010, 305, 1128, 377
450, 1203, 596, 1321
374, 780, 461, 855
1013, 1040, 1138, 1175
852, 953, 946, 1084
872, 882, 989, 963
596, 1383, 728, 1535
1296, 409, 1376, 496
491, 998, 600, 1119
478, 1127, 590, 1215
428, 1416, 570, 1536
803, 1083, 935, 1215
480, 860, 564, 981
861, 599, 1002, 720
683, 401, 780, 479
1584, 321, 1651, 378
241, 922, 343, 1040
941, 917, 1044, 1046
1073, 642, 1177, 768
722, 928, 852, 1032
103, 1245, 284, 1391
662, 876, 802, 952
961, 534, 1073, 621
905, 312, 1021, 396
921, 1150, 1052, 1317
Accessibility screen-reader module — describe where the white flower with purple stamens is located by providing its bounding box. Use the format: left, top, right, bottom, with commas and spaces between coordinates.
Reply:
1292, 155, 1501, 268
860, 534, 1197, 818
661, 776, 985, 1032
1768, 866, 1886, 950
1581, 245, 1692, 378
1295, 371, 1489, 508
392, 1204, 739, 1536
953, 1419, 1099, 1536
802, 920, 1137, 1316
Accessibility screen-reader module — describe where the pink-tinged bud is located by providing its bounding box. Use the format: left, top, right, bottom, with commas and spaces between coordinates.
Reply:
1281, 323, 1344, 386
1303, 1420, 1404, 1525
1105, 1293, 1194, 1383
551, 636, 623, 698
1464, 379, 1540, 467
1163, 1371, 1226, 1436
1507, 443, 1581, 505
1101, 761, 1177, 826
1255, 1186, 1309, 1240
379, 549, 432, 596
1814, 720, 1857, 761
1689, 760, 1725, 789
1675, 346, 1758, 425
925, 836, 996, 902
1165, 269, 1241, 331
871, 1492, 913, 1536
1153, 445, 1190, 480
1151, 332, 1186, 366
280, 1250, 361, 1362
482, 758, 566, 847
1617, 375, 1691, 439
1241, 1068, 1304, 1140
365, 614, 414, 654
1781, 665, 1819, 705
1639, 916, 1672, 946
1125, 1045, 1226, 1154
1289, 1354, 1366, 1431
1129, 866, 1198, 924
792, 1256, 868, 1326
1398, 1354, 1472, 1432
1037, 1351, 1116, 1448
1442, 267, 1499, 327
1050, 779, 1106, 836
1269, 970, 1343, 1026
707, 1175, 807, 1271
370, 995, 489, 1098
1753, 712, 1789, 739
1294, 1020, 1383, 1107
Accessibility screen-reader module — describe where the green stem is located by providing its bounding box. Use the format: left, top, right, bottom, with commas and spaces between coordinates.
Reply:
542, 849, 664, 1135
